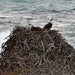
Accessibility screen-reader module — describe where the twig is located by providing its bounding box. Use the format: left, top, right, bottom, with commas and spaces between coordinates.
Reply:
41, 41, 45, 51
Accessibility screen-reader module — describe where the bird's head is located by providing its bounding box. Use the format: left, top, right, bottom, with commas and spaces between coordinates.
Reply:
50, 18, 53, 22
29, 24, 33, 30
29, 24, 32, 26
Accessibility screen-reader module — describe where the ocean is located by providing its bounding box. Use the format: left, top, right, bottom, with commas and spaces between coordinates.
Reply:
0, 0, 75, 51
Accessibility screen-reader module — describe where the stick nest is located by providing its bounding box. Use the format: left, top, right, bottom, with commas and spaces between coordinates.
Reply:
0, 26, 75, 75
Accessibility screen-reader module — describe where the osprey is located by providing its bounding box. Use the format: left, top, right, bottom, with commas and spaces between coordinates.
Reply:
43, 18, 53, 31
29, 24, 42, 31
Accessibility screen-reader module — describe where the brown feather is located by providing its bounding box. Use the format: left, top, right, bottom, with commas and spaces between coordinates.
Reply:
31, 26, 42, 31
29, 24, 42, 31
43, 18, 53, 31
43, 22, 52, 31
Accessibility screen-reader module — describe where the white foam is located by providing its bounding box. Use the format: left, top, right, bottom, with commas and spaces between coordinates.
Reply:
0, 31, 10, 53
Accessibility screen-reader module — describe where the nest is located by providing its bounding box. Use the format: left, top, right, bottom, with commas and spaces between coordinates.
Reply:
0, 26, 75, 75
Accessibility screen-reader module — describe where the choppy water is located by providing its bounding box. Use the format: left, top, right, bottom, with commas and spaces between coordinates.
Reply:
0, 0, 75, 48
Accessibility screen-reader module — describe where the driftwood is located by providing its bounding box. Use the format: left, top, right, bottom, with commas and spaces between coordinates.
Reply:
0, 26, 75, 75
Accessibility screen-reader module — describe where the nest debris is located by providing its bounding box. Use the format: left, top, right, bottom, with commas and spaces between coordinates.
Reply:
0, 26, 75, 75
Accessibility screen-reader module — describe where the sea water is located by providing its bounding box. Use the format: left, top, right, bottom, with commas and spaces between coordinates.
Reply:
0, 0, 75, 52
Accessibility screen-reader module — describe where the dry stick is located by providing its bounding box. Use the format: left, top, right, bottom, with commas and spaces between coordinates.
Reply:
41, 40, 45, 60
36, 35, 41, 40
24, 39, 30, 50
41, 35, 54, 57
33, 41, 44, 67
31, 44, 43, 51
63, 68, 65, 75
33, 58, 40, 67
41, 40, 45, 57
41, 41, 45, 51
41, 40, 49, 65
44, 31, 55, 49
45, 46, 52, 56
24, 38, 42, 70
32, 41, 44, 67
46, 31, 54, 43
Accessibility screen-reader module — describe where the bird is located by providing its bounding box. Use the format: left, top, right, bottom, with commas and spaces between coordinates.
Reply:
29, 24, 42, 31
43, 18, 53, 31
